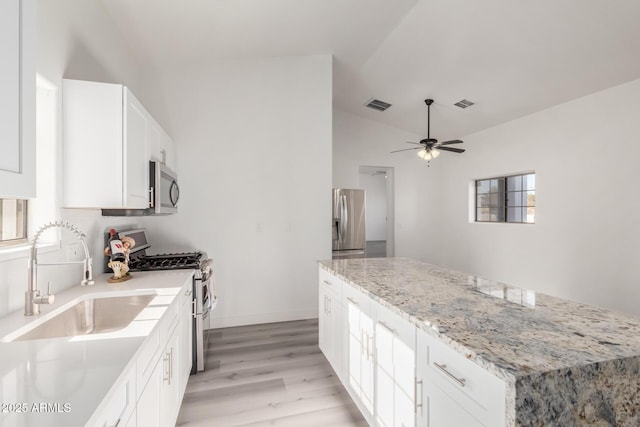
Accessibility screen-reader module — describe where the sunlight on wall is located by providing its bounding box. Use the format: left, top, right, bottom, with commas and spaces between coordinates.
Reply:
30, 74, 59, 244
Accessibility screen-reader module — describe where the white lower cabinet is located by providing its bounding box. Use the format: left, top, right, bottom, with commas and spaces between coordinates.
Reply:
318, 267, 507, 427
373, 301, 416, 427
137, 359, 162, 426
92, 280, 193, 427
344, 284, 375, 420
416, 329, 506, 427
89, 368, 136, 427
162, 325, 182, 425
124, 409, 137, 427
318, 269, 344, 379
180, 286, 194, 391
137, 297, 187, 427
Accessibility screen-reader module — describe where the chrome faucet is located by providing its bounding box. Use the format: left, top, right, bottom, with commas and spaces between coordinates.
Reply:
26, 220, 95, 316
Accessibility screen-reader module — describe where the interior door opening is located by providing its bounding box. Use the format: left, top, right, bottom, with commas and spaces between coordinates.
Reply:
359, 166, 394, 258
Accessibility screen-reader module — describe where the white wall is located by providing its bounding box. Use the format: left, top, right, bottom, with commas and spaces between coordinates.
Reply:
437, 78, 640, 316
334, 109, 442, 261
0, 0, 145, 317
359, 171, 387, 241
138, 55, 333, 328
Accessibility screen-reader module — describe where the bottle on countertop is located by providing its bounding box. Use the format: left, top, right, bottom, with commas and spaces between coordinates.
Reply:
108, 228, 126, 263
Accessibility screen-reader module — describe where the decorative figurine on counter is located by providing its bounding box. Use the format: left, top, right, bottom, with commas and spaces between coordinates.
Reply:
104, 229, 136, 283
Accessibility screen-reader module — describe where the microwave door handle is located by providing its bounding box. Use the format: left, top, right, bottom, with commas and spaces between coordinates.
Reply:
170, 180, 180, 206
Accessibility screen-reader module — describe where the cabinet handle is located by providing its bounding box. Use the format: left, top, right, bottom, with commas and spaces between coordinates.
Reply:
163, 352, 171, 384
327, 296, 331, 314
377, 321, 397, 335
367, 333, 374, 359
415, 379, 424, 415
433, 362, 466, 387
346, 297, 358, 305
192, 299, 197, 319
323, 280, 332, 286
170, 347, 174, 383
185, 288, 192, 296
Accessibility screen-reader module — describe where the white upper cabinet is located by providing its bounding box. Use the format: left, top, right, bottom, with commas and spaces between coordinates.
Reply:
0, 0, 35, 198
150, 117, 177, 172
63, 79, 151, 209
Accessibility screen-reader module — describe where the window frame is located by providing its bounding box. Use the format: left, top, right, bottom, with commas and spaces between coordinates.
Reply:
0, 198, 28, 246
475, 173, 535, 224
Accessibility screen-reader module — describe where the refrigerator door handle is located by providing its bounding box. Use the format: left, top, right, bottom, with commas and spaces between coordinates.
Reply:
340, 194, 348, 242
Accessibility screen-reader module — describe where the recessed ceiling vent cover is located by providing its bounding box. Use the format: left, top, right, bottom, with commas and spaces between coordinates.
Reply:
454, 99, 475, 109
365, 98, 392, 112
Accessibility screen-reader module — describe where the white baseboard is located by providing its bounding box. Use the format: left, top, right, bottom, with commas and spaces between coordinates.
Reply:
207, 308, 319, 329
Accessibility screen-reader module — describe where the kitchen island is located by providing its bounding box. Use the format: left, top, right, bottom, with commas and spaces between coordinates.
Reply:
319, 257, 640, 427
0, 270, 194, 427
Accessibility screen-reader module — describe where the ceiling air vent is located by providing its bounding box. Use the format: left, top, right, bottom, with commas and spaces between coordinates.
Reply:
365, 98, 392, 112
454, 99, 475, 109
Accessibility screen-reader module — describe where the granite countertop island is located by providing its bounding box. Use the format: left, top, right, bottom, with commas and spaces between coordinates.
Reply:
319, 257, 640, 427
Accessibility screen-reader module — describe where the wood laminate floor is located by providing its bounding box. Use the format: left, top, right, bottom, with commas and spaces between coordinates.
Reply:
176, 319, 367, 427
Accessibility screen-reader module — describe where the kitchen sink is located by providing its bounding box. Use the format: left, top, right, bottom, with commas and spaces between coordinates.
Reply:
11, 294, 156, 341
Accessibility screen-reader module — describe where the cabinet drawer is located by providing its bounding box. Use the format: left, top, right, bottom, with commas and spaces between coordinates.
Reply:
342, 281, 370, 311
161, 298, 180, 343
319, 268, 342, 299
419, 330, 505, 426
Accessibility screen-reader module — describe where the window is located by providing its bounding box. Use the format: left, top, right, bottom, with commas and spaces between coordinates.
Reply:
0, 198, 28, 245
476, 173, 535, 223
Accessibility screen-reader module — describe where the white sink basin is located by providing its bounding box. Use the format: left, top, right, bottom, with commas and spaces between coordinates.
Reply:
8, 294, 156, 341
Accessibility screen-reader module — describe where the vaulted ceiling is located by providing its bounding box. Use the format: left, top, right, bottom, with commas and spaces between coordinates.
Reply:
101, 0, 640, 141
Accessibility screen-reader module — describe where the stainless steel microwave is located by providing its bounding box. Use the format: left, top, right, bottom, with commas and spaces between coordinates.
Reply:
150, 160, 179, 214
101, 161, 179, 216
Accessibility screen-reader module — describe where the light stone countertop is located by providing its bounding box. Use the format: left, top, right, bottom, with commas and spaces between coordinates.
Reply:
319, 257, 640, 426
0, 269, 194, 427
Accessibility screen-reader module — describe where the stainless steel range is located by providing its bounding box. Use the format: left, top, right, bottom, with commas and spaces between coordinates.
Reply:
107, 229, 215, 373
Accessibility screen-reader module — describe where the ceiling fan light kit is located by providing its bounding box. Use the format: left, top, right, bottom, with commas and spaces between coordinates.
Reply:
417, 148, 440, 160
390, 98, 466, 164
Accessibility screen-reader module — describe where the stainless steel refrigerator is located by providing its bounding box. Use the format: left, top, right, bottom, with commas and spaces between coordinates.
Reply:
332, 188, 366, 257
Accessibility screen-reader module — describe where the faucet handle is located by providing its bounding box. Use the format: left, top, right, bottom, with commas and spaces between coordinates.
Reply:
34, 282, 55, 305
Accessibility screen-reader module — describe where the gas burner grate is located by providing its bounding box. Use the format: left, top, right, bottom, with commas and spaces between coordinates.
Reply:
128, 251, 206, 271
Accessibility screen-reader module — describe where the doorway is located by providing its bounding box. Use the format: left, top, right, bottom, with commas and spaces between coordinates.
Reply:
359, 166, 394, 257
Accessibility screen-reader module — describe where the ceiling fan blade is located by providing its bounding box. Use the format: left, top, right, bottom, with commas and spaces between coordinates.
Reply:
438, 139, 463, 145
437, 146, 465, 153
390, 147, 422, 153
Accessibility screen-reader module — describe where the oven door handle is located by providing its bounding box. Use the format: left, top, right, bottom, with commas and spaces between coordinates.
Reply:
205, 280, 213, 310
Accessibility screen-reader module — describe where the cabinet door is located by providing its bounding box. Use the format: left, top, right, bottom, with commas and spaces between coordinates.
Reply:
137, 358, 162, 427
417, 330, 506, 427
161, 326, 182, 427
89, 368, 136, 427
0, 0, 35, 198
123, 89, 150, 208
345, 291, 374, 418
329, 295, 343, 379
426, 388, 484, 427
319, 287, 331, 357
180, 289, 193, 391
150, 118, 177, 171
375, 303, 416, 427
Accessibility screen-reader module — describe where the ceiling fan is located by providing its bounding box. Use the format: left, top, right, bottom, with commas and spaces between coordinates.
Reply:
390, 99, 465, 163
